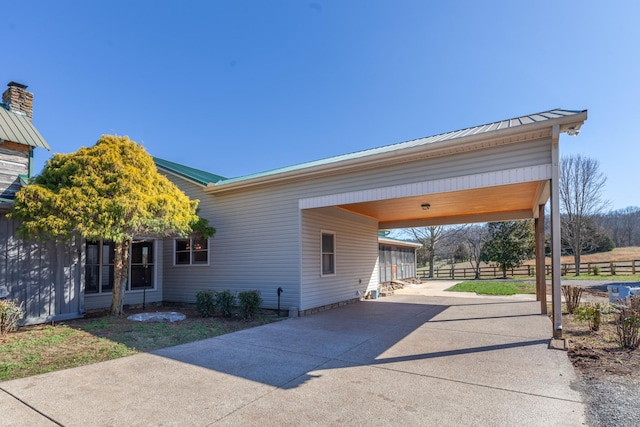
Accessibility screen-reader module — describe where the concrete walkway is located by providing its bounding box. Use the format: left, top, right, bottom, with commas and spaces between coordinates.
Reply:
1, 286, 585, 426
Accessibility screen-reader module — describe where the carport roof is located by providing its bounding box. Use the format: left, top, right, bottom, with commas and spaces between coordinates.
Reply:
207, 108, 586, 192
155, 108, 587, 195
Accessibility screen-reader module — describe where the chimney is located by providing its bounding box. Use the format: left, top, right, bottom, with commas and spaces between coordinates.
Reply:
2, 81, 34, 121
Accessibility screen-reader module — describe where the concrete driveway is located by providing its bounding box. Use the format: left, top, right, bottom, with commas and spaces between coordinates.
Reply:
1, 284, 585, 426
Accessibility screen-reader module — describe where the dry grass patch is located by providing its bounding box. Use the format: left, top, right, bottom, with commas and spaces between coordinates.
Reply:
1, 303, 283, 381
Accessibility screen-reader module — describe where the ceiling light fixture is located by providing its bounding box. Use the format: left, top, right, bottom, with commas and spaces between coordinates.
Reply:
421, 203, 431, 211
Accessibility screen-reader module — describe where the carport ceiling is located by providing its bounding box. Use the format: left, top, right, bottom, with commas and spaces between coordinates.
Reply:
338, 181, 546, 228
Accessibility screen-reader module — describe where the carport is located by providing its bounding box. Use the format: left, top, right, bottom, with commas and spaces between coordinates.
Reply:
299, 109, 588, 338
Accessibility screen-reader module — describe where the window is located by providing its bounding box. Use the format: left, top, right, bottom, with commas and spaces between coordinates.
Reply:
321, 231, 335, 275
174, 237, 209, 265
130, 241, 154, 290
85, 240, 153, 294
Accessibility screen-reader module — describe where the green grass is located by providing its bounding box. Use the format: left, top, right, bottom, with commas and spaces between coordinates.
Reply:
1, 307, 282, 382
446, 281, 536, 295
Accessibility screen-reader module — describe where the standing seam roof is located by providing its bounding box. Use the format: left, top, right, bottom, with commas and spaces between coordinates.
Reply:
0, 104, 50, 150
154, 108, 586, 188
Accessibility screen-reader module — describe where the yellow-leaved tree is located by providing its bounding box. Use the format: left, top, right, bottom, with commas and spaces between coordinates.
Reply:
10, 135, 214, 315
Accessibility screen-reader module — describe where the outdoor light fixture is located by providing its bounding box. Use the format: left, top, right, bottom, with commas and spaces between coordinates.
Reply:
421, 203, 431, 210
566, 126, 580, 136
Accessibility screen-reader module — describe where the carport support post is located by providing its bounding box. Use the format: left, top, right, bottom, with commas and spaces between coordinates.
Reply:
535, 204, 547, 315
550, 124, 562, 338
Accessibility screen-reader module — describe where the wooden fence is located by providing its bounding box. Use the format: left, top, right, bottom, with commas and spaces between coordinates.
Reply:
418, 260, 640, 280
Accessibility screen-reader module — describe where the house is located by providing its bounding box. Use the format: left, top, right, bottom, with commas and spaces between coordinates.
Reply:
153, 108, 586, 336
377, 231, 421, 285
0, 82, 85, 324
2, 82, 587, 336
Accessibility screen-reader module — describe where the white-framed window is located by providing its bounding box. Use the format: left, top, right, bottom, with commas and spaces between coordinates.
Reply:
174, 237, 209, 265
321, 230, 336, 276
85, 240, 155, 294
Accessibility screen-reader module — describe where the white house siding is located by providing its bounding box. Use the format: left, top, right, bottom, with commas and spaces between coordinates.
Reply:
292, 137, 552, 197
300, 207, 379, 311
159, 136, 552, 312
84, 240, 164, 311
160, 177, 302, 310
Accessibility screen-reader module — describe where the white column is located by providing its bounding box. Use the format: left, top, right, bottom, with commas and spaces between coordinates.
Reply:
550, 124, 562, 338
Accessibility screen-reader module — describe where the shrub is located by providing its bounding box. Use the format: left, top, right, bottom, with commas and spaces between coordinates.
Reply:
237, 290, 263, 320
592, 265, 600, 276
574, 302, 609, 331
615, 295, 640, 349
562, 285, 583, 314
215, 290, 236, 317
195, 290, 216, 317
0, 299, 25, 337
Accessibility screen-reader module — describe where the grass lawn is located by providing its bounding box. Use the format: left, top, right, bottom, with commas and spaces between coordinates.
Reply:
0, 304, 283, 382
446, 280, 536, 295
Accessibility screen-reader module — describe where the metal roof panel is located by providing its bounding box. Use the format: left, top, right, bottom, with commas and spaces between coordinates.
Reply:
0, 104, 50, 150
153, 157, 227, 186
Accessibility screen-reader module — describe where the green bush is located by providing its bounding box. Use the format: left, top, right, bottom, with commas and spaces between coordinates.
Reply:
0, 299, 25, 337
238, 290, 263, 320
615, 295, 640, 349
195, 290, 216, 317
574, 302, 610, 331
215, 290, 236, 317
592, 265, 600, 275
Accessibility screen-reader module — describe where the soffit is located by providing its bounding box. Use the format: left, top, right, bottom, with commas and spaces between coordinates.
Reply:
338, 181, 545, 228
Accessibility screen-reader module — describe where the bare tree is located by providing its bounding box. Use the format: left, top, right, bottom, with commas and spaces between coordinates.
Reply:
461, 224, 489, 279
409, 226, 463, 278
559, 154, 608, 275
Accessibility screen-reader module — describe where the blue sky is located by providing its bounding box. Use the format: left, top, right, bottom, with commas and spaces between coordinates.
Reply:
5, 1, 639, 210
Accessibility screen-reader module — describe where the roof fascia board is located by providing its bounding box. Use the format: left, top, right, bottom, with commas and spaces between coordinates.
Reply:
380, 209, 535, 228
156, 166, 208, 188
206, 111, 586, 194
378, 237, 422, 248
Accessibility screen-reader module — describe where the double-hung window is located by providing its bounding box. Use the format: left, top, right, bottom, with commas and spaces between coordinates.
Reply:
321, 231, 335, 276
174, 237, 209, 265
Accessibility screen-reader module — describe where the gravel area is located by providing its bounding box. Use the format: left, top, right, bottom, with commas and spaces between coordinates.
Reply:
576, 375, 640, 427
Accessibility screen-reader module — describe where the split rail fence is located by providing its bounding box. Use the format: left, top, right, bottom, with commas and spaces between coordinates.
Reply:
418, 260, 640, 280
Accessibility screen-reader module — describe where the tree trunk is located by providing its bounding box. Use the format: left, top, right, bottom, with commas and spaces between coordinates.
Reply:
574, 252, 581, 276
110, 240, 131, 316
428, 250, 435, 278
502, 267, 507, 279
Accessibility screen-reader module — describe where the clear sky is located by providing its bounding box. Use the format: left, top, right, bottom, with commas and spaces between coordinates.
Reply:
5, 1, 639, 210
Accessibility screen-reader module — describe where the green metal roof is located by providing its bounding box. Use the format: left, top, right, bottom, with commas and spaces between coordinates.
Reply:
153, 157, 227, 186
0, 103, 50, 150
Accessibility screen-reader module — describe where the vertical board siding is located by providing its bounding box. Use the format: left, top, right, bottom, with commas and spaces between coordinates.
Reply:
0, 214, 82, 324
300, 207, 379, 310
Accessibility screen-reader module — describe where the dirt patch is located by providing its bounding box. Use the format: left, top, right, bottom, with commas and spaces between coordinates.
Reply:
561, 289, 640, 426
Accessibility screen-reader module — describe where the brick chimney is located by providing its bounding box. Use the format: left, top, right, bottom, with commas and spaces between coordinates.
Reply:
2, 81, 34, 121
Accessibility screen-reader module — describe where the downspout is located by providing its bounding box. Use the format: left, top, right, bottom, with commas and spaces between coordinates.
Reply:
550, 124, 562, 338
